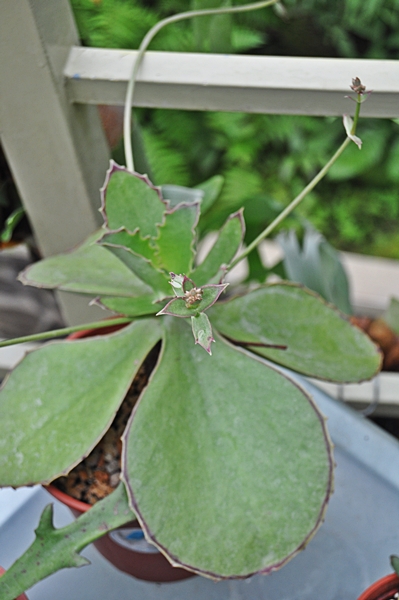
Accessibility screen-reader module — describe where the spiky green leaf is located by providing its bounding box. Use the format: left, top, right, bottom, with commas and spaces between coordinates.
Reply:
0, 484, 134, 600
101, 162, 166, 237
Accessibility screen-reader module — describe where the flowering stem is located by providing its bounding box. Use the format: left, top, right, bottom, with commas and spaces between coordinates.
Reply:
123, 0, 280, 172
0, 317, 133, 348
229, 92, 363, 271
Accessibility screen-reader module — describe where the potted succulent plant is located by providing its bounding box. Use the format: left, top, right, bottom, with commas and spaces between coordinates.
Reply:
0, 1, 381, 597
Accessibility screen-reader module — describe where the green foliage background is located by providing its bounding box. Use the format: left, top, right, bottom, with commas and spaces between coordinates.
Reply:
71, 0, 399, 259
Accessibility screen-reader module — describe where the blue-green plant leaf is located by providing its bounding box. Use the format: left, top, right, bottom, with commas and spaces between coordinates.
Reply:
210, 283, 381, 383
99, 242, 170, 296
98, 228, 157, 262
161, 184, 204, 208
195, 175, 224, 215
278, 228, 352, 315
0, 319, 162, 486
122, 318, 333, 579
192, 210, 245, 286
20, 231, 151, 297
101, 162, 166, 237
382, 297, 399, 335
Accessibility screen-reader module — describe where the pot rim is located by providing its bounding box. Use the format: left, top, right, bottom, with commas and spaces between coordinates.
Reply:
46, 484, 90, 513
358, 573, 399, 600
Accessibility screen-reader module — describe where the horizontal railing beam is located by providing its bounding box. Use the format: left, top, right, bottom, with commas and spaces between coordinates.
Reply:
65, 47, 399, 118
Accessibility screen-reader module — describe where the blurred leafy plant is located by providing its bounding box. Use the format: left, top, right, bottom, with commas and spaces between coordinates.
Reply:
72, 0, 399, 260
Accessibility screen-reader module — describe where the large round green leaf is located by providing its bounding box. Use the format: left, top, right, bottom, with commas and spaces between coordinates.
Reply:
0, 319, 161, 486
210, 283, 381, 382
123, 318, 333, 579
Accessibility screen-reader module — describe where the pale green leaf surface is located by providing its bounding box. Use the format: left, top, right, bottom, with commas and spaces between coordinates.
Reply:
192, 210, 245, 286
123, 318, 333, 578
98, 294, 161, 316
0, 319, 161, 486
20, 232, 151, 297
99, 228, 157, 262
210, 283, 381, 383
102, 244, 170, 296
154, 203, 199, 274
161, 184, 204, 208
195, 175, 224, 214
102, 165, 165, 237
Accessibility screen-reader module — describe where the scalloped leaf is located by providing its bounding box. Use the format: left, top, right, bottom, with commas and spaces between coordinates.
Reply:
101, 162, 166, 237
0, 319, 162, 486
122, 318, 333, 579
20, 231, 151, 297
209, 283, 381, 383
153, 203, 200, 275
157, 283, 228, 317
192, 210, 245, 286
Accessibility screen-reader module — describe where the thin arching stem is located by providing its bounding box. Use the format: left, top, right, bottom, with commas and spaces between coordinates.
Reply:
123, 0, 280, 172
229, 94, 363, 270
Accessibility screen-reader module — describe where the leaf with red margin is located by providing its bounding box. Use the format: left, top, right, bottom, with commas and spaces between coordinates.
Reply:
122, 317, 333, 579
100, 162, 167, 237
153, 202, 200, 275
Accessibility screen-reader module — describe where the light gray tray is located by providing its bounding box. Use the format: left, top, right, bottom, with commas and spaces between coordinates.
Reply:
1, 376, 399, 599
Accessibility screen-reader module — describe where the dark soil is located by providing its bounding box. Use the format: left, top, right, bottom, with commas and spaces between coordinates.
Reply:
52, 344, 159, 505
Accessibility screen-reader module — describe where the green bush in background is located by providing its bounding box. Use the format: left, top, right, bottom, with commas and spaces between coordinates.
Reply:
71, 0, 399, 259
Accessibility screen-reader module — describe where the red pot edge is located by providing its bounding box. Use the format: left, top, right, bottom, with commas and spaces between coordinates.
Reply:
0, 566, 29, 600
68, 322, 127, 341
45, 484, 90, 514
357, 573, 399, 600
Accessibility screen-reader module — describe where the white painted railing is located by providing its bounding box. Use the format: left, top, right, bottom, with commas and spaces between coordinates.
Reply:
65, 47, 399, 118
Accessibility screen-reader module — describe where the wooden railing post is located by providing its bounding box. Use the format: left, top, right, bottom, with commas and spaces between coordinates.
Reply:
0, 0, 111, 324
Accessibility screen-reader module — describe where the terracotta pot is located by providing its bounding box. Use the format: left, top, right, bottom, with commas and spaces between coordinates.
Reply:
46, 323, 194, 583
0, 566, 29, 599
357, 573, 399, 600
